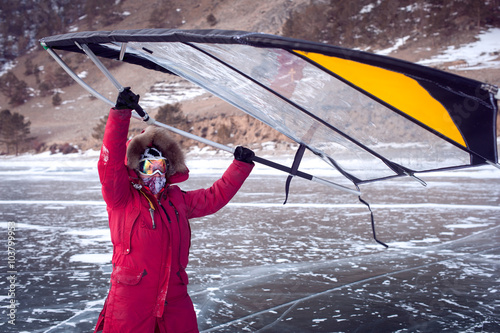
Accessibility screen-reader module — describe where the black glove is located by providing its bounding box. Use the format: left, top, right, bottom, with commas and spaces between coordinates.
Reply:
115, 87, 140, 110
234, 146, 255, 164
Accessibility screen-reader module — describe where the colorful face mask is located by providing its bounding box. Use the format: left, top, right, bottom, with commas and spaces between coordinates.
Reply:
141, 174, 166, 195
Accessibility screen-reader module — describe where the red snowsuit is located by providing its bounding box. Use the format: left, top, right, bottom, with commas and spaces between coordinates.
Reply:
94, 108, 253, 332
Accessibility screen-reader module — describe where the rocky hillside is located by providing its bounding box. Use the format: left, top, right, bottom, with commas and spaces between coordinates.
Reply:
1, 0, 499, 153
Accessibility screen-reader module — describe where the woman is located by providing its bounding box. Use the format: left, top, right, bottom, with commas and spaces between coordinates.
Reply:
94, 88, 254, 332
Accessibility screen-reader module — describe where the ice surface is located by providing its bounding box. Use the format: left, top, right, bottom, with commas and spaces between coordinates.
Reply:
0, 151, 499, 332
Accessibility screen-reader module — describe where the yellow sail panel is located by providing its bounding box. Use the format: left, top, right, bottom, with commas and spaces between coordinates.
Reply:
295, 50, 466, 147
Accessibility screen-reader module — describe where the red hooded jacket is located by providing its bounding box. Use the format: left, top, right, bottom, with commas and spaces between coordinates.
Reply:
94, 108, 253, 332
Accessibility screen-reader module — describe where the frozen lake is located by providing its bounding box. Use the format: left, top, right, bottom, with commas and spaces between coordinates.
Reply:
0, 150, 499, 332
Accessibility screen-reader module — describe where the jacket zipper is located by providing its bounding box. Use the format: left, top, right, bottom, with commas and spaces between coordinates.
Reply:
159, 201, 172, 224
159, 197, 184, 282
169, 201, 180, 223
149, 208, 156, 229
169, 200, 184, 280
139, 189, 156, 229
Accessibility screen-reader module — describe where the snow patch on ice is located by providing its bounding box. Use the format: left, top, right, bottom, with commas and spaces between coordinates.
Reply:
65, 229, 111, 246
0, 221, 58, 231
65, 229, 110, 237
312, 318, 327, 323
389, 237, 441, 248
70, 253, 111, 264
444, 223, 492, 229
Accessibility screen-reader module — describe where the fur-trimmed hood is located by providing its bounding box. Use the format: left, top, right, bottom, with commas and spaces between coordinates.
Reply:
126, 126, 188, 183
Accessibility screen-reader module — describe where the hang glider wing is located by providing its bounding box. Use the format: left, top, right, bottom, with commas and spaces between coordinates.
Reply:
40, 29, 499, 185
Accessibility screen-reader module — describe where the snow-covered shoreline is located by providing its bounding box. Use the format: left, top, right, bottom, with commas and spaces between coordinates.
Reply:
1, 143, 499, 180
